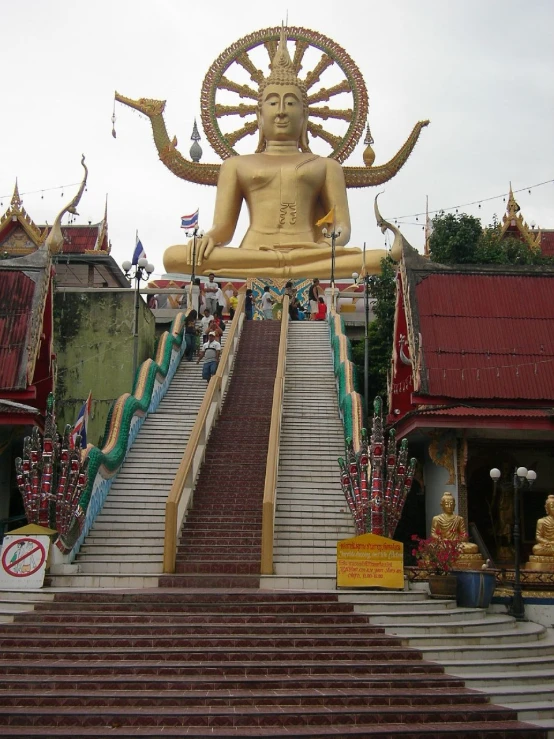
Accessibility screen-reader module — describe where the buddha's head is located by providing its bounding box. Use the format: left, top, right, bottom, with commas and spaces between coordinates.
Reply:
256, 27, 310, 153
545, 495, 554, 516
440, 492, 456, 515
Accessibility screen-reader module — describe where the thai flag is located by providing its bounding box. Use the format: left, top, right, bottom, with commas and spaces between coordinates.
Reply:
132, 233, 147, 265
181, 210, 199, 230
71, 392, 92, 448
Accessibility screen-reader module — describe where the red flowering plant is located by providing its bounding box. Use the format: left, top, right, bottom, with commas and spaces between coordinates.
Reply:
411, 529, 466, 575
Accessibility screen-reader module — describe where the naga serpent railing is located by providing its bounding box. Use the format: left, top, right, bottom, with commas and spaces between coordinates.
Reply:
328, 309, 364, 451
60, 312, 188, 557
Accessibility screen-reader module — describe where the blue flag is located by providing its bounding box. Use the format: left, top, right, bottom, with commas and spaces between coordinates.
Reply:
132, 233, 146, 265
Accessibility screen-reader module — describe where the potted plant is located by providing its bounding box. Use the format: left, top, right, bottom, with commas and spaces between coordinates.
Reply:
411, 530, 465, 599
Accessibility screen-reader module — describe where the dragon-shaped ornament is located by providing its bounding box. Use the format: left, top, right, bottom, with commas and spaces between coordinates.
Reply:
115, 26, 428, 188
339, 397, 416, 537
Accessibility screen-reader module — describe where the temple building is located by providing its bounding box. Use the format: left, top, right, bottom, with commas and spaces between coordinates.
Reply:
499, 186, 554, 258
388, 237, 554, 565
0, 184, 131, 529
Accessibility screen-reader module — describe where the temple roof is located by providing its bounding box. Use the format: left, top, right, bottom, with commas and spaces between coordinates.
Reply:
0, 183, 110, 257
400, 246, 554, 403
498, 185, 551, 257
0, 250, 51, 391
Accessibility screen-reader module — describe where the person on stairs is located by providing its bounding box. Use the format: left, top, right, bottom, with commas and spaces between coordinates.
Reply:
261, 285, 274, 320
245, 289, 255, 320
315, 296, 327, 321
197, 330, 221, 383
201, 308, 214, 342
184, 309, 198, 361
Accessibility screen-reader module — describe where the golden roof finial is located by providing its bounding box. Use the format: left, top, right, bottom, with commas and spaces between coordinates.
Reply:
500, 180, 540, 249
11, 179, 22, 211
45, 155, 88, 254
506, 182, 520, 216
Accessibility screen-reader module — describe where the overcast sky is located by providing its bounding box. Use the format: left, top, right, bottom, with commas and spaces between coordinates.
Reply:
2, 0, 553, 279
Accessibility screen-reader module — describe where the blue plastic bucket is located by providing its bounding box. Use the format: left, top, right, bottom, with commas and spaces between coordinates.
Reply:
455, 570, 496, 608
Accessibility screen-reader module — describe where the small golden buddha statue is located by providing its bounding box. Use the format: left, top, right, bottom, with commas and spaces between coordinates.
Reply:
163, 29, 397, 279
526, 495, 554, 571
431, 492, 483, 569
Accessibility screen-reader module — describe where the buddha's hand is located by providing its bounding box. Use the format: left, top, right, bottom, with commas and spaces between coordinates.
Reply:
186, 234, 216, 267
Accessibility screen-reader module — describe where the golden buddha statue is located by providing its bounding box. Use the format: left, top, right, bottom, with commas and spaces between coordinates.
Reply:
526, 495, 554, 571
116, 26, 428, 279
163, 29, 403, 279
431, 492, 483, 569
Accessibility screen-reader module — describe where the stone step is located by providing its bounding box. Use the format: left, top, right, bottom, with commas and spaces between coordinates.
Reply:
72, 561, 163, 574
383, 614, 517, 634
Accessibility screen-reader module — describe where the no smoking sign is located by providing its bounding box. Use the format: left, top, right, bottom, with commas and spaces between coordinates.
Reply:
0, 536, 50, 589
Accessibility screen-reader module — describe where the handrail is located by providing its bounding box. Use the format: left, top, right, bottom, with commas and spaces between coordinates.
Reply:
163, 294, 246, 573
261, 295, 290, 575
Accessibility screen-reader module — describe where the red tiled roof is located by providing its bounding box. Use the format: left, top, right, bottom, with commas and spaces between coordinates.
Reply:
60, 225, 107, 254
417, 406, 552, 418
416, 273, 554, 400
0, 272, 35, 390
540, 230, 554, 258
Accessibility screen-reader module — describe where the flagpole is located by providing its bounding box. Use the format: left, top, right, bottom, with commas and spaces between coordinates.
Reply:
424, 195, 429, 257
363, 242, 369, 419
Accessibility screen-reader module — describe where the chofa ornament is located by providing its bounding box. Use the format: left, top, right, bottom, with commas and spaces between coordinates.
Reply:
338, 397, 416, 537
14, 394, 89, 551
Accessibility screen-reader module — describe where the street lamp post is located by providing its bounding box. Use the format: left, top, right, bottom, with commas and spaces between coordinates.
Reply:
490, 465, 537, 621
322, 226, 342, 300
184, 228, 204, 310
122, 257, 155, 385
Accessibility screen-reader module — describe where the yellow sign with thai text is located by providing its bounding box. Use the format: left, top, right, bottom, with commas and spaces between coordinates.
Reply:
337, 533, 404, 589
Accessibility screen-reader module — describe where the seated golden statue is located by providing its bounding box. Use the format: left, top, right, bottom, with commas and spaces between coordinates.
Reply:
163, 31, 397, 279
533, 496, 554, 555
431, 492, 482, 567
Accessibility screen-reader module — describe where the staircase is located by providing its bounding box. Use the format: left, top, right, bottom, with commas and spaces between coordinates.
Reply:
266, 321, 354, 589
55, 346, 222, 588
0, 588, 549, 738
339, 590, 554, 732
165, 320, 281, 588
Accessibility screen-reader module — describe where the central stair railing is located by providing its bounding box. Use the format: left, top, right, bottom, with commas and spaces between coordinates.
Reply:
163, 295, 245, 573
261, 295, 289, 575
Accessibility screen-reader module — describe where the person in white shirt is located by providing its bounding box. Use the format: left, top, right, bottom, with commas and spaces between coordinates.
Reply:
200, 308, 214, 341
204, 273, 218, 316
260, 285, 274, 320
215, 284, 226, 318
196, 331, 221, 383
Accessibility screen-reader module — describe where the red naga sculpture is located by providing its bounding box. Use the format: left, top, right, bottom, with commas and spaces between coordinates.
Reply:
339, 397, 416, 537
14, 394, 89, 537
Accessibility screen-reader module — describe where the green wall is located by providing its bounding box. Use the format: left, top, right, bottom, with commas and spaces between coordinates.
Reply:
53, 291, 155, 448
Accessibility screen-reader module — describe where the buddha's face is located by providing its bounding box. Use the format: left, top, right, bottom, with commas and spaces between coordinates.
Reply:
546, 497, 554, 516
441, 495, 455, 514
258, 84, 305, 143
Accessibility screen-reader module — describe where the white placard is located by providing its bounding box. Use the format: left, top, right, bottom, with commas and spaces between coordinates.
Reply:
0, 535, 50, 589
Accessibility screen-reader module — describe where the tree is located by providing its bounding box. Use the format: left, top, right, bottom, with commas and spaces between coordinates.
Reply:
351, 257, 396, 412
428, 213, 482, 264
429, 212, 552, 266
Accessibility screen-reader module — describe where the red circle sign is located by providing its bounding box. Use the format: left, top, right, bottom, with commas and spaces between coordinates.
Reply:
2, 538, 46, 578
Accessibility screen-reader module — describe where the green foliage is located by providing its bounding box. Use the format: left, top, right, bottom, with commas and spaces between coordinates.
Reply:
429, 212, 552, 266
429, 213, 482, 264
351, 257, 396, 412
